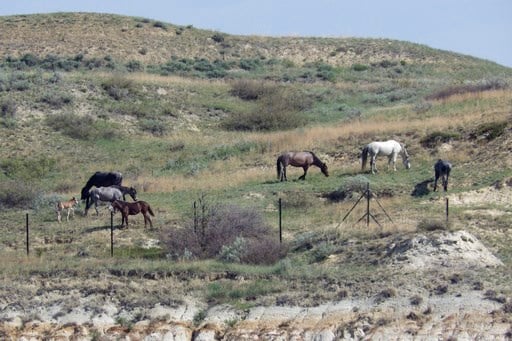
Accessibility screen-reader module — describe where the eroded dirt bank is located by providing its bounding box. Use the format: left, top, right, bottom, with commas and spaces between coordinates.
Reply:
1, 230, 511, 340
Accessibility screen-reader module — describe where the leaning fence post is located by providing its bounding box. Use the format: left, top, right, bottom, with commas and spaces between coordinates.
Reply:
278, 198, 282, 244
25, 213, 29, 256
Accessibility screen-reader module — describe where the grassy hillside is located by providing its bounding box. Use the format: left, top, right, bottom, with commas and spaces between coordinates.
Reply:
1, 12, 512, 336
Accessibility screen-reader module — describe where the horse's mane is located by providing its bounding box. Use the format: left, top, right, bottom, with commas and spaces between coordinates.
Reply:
306, 151, 323, 165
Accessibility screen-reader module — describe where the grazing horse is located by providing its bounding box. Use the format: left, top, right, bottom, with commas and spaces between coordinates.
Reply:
56, 197, 79, 223
361, 140, 410, 174
85, 187, 122, 216
277, 151, 329, 181
109, 185, 137, 201
434, 159, 452, 192
80, 171, 123, 206
110, 200, 154, 229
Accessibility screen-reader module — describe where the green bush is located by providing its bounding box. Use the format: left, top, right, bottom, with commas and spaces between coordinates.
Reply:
471, 121, 507, 141
0, 180, 41, 209
222, 86, 310, 131
230, 79, 277, 100
39, 91, 73, 108
0, 156, 56, 181
420, 131, 461, 148
1, 99, 17, 119
139, 118, 168, 136
352, 64, 369, 71
101, 75, 135, 100
426, 79, 508, 101
46, 112, 121, 140
417, 219, 448, 232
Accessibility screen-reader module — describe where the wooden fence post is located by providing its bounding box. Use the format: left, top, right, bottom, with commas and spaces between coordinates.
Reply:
278, 198, 282, 244
26, 213, 29, 256
111, 211, 114, 257
445, 198, 449, 224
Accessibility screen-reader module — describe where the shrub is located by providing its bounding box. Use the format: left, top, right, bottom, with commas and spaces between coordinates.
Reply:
352, 64, 368, 71
420, 131, 461, 148
39, 91, 73, 108
471, 121, 507, 141
1, 99, 17, 119
0, 156, 56, 181
139, 118, 168, 136
161, 203, 285, 265
102, 75, 134, 100
425, 79, 508, 101
239, 58, 262, 71
46, 112, 120, 140
417, 219, 448, 232
230, 79, 276, 100
126, 60, 143, 72
222, 86, 310, 131
153, 21, 167, 30
211, 33, 225, 43
0, 180, 41, 209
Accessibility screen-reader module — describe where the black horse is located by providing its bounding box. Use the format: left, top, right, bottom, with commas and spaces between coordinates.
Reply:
434, 159, 452, 192
81, 171, 123, 206
110, 185, 137, 201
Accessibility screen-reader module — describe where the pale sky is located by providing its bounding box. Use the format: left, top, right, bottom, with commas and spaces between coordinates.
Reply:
1, 0, 511, 67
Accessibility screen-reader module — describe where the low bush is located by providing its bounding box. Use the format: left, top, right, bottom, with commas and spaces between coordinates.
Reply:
46, 112, 121, 140
230, 79, 276, 100
102, 75, 135, 100
417, 219, 448, 232
352, 63, 369, 72
160, 203, 285, 265
139, 118, 168, 136
420, 131, 461, 148
0, 156, 56, 181
425, 79, 508, 101
471, 121, 507, 141
222, 86, 310, 131
0, 99, 17, 118
0, 180, 41, 209
39, 90, 73, 108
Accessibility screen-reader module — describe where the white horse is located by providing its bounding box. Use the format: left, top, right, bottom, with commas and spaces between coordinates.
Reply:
361, 140, 411, 174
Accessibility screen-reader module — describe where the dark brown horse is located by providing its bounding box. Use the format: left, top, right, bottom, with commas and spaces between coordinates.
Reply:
110, 200, 154, 229
276, 151, 329, 181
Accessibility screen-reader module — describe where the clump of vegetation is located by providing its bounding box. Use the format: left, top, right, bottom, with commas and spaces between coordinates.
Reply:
324, 175, 371, 202
230, 79, 277, 100
470, 121, 508, 141
0, 180, 41, 208
160, 202, 285, 265
101, 75, 135, 100
0, 99, 17, 127
222, 85, 310, 131
420, 131, 461, 148
138, 118, 168, 136
39, 90, 73, 108
46, 112, 121, 140
352, 63, 369, 72
417, 219, 449, 232
0, 156, 56, 181
425, 79, 508, 100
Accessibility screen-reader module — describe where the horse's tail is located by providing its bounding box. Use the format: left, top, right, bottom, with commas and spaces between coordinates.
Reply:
361, 145, 369, 170
147, 204, 155, 216
276, 156, 283, 179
